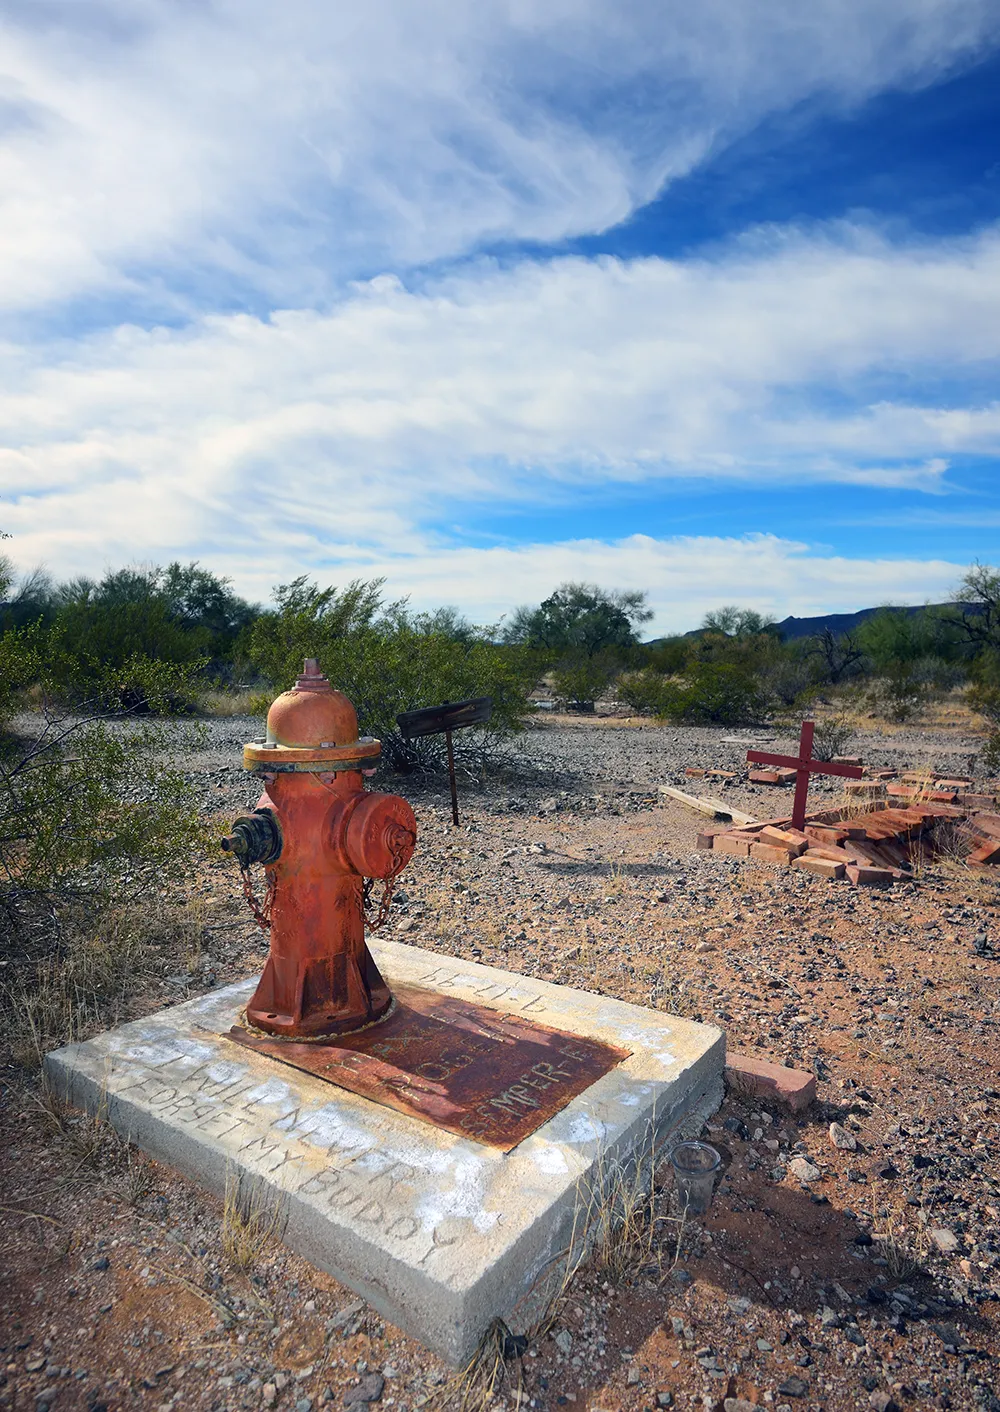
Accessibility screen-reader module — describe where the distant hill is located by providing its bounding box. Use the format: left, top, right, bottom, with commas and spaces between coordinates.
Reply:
661, 601, 972, 644
772, 603, 955, 641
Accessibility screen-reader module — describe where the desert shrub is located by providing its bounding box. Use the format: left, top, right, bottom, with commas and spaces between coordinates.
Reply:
657, 663, 772, 726
552, 651, 618, 711
968, 682, 1000, 772
812, 715, 853, 762
246, 578, 535, 770
760, 657, 814, 707
616, 667, 673, 715
0, 713, 208, 1064
864, 674, 927, 723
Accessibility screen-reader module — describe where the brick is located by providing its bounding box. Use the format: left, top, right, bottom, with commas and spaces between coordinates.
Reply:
715, 834, 750, 858
969, 813, 1000, 841
804, 823, 861, 845
935, 778, 972, 790
928, 790, 958, 803
793, 854, 846, 879
846, 863, 894, 888
705, 769, 737, 780
749, 769, 782, 785
775, 767, 798, 783
968, 839, 1000, 865
846, 781, 886, 799
802, 843, 855, 865
759, 826, 807, 856
725, 1052, 816, 1112
696, 831, 716, 850
959, 794, 997, 810
749, 842, 793, 866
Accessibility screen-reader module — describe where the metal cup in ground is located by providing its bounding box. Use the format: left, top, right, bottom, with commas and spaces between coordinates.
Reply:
670, 1140, 721, 1215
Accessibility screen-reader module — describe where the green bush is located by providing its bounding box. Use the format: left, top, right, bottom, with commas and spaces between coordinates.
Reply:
246, 577, 536, 770
616, 667, 673, 715
658, 663, 772, 726
552, 650, 618, 711
968, 682, 1000, 773
0, 713, 209, 1064
617, 663, 771, 725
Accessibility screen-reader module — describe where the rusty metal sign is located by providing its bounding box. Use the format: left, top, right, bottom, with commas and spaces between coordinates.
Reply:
396, 697, 493, 739
226, 983, 628, 1151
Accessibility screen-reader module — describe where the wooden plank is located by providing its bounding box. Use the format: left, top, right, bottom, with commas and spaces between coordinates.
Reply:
657, 784, 756, 827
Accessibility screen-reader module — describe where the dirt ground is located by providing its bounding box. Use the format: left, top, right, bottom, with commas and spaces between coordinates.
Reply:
1, 714, 998, 1412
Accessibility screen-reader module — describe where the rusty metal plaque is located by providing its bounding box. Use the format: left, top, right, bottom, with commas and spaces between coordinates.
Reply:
396, 696, 492, 740
226, 984, 629, 1151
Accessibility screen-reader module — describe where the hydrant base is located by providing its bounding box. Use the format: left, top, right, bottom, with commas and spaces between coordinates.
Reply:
245, 944, 392, 1038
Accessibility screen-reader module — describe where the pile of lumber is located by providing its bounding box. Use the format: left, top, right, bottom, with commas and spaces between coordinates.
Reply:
698, 797, 1000, 887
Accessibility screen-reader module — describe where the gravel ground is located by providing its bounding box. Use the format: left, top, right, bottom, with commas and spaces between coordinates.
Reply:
1, 714, 998, 1412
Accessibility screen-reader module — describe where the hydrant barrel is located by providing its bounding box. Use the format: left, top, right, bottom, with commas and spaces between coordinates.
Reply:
222, 660, 416, 1038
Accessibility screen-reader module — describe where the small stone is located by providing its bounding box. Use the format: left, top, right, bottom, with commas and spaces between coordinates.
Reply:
869, 1393, 898, 1412
930, 1229, 960, 1254
627, 1366, 642, 1385
263, 1385, 277, 1407
658, 1395, 674, 1409
788, 1156, 821, 1184
725, 1401, 758, 1412
777, 1376, 809, 1398
757, 1339, 773, 1352
90, 1256, 110, 1271
26, 1355, 46, 1373
344, 1372, 385, 1406
296, 1365, 315, 1382
554, 1330, 573, 1355
829, 1122, 857, 1151
295, 1400, 313, 1412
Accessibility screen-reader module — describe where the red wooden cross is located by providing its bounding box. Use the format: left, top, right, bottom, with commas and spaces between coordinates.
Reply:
747, 720, 864, 831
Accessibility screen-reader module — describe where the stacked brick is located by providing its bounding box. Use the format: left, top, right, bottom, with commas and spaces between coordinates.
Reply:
698, 787, 1000, 887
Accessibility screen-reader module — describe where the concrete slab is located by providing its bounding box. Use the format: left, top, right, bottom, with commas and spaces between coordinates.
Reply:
44, 940, 724, 1365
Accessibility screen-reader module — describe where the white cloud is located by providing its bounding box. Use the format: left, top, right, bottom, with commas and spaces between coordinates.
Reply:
4, 223, 1000, 593
1, 0, 998, 313
347, 533, 966, 635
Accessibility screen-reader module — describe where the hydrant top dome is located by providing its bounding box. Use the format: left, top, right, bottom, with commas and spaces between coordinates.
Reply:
266, 657, 359, 748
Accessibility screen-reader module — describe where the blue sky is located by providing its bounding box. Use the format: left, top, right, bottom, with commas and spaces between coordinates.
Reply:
2, 1, 1000, 635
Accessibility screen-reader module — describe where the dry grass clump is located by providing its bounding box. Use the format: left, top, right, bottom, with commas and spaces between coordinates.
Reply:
198, 688, 267, 718
221, 1170, 285, 1271
438, 1318, 526, 1412
2, 896, 208, 1069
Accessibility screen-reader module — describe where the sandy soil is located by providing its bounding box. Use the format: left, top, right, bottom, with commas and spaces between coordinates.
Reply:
1, 715, 998, 1412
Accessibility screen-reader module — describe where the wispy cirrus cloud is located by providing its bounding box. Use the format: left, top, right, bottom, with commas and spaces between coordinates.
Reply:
1, 0, 998, 317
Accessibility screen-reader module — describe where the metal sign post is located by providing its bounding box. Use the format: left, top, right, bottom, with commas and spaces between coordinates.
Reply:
397, 696, 493, 825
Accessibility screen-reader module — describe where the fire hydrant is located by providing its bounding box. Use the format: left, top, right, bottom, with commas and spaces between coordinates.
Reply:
221, 659, 416, 1039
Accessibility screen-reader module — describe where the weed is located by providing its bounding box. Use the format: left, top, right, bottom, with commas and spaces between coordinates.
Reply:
872, 1208, 924, 1280
221, 1170, 285, 1271
437, 1318, 525, 1412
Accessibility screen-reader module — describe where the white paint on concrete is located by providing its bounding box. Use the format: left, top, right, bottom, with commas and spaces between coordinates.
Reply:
44, 939, 724, 1365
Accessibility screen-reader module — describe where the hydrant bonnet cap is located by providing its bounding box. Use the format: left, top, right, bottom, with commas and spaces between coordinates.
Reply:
266, 658, 359, 748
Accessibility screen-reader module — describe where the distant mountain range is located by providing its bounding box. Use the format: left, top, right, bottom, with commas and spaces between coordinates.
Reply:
771, 603, 956, 641
666, 601, 971, 643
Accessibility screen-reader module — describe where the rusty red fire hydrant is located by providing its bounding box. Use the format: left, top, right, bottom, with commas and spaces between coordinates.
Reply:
221, 659, 416, 1039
